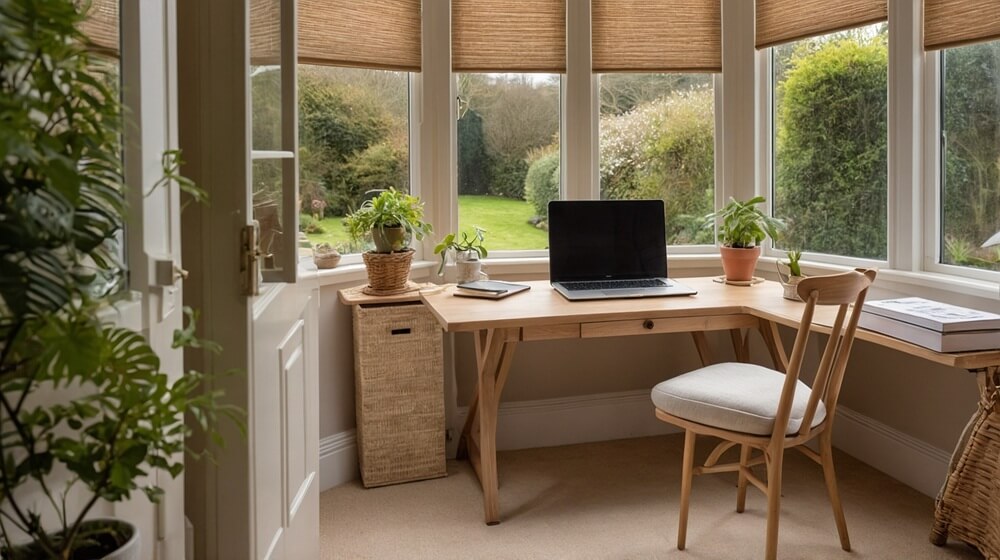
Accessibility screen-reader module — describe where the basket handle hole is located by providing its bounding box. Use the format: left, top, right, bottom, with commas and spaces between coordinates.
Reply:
391, 327, 412, 336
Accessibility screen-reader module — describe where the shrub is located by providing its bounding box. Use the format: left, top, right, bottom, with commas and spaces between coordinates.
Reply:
487, 155, 530, 199
775, 37, 888, 259
524, 150, 561, 219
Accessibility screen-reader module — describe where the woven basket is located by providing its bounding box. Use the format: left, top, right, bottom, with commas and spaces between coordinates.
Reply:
362, 249, 413, 292
931, 366, 1000, 558
352, 302, 445, 487
314, 251, 341, 269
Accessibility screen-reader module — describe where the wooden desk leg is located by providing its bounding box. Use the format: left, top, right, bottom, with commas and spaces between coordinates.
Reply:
690, 331, 714, 367
461, 327, 519, 525
758, 319, 789, 373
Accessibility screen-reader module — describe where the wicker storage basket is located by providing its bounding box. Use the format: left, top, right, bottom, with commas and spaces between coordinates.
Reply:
931, 366, 1000, 558
352, 302, 445, 487
362, 249, 413, 292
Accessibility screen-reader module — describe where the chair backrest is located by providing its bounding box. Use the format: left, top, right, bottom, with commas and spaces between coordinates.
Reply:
771, 268, 877, 440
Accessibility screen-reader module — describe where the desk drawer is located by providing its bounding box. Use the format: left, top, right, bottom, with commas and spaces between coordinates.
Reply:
582, 314, 757, 338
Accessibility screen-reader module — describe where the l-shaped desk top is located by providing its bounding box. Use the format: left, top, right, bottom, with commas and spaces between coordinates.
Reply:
420, 277, 1000, 371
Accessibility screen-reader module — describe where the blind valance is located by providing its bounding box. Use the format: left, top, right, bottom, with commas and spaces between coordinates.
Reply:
924, 0, 1000, 51
755, 0, 887, 49
299, 0, 421, 72
452, 0, 566, 73
80, 0, 119, 56
592, 0, 721, 73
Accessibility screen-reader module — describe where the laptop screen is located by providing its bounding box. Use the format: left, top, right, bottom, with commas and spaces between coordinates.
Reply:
548, 200, 668, 282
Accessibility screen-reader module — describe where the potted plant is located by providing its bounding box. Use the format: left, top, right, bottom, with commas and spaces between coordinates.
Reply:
705, 196, 784, 282
312, 242, 342, 269
0, 3, 230, 557
434, 226, 488, 282
344, 188, 432, 292
777, 249, 806, 300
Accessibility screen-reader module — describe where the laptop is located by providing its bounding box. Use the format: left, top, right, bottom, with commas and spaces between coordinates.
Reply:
548, 200, 697, 301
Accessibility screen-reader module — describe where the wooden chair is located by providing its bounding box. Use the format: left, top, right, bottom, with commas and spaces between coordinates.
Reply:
650, 269, 877, 560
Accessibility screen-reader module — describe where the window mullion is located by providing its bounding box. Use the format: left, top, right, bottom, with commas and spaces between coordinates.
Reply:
564, 0, 593, 201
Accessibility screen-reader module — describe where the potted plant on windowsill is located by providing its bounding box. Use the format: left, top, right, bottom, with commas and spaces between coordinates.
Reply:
434, 226, 488, 283
0, 3, 232, 557
344, 188, 432, 293
705, 196, 784, 282
777, 249, 806, 300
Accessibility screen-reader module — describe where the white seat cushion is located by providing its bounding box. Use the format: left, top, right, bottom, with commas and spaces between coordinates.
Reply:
650, 362, 826, 436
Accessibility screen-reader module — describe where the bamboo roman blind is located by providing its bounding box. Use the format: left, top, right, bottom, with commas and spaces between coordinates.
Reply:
299, 0, 421, 72
80, 0, 119, 56
924, 0, 1000, 50
755, 0, 887, 49
592, 0, 721, 73
250, 0, 282, 66
452, 0, 566, 73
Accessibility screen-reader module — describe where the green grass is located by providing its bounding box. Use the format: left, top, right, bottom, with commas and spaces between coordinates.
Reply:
304, 195, 548, 251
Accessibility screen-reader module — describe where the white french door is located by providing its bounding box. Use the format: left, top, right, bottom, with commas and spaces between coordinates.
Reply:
177, 0, 320, 558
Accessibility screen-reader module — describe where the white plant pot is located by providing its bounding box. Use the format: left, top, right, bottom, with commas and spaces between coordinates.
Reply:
101, 524, 140, 560
455, 259, 487, 283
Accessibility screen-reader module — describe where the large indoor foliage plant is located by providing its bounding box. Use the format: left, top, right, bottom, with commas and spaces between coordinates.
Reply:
0, 1, 228, 558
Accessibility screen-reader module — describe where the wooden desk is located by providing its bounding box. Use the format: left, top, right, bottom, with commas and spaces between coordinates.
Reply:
420, 277, 1000, 544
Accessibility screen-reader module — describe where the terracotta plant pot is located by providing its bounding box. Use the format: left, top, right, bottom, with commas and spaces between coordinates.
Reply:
719, 245, 761, 282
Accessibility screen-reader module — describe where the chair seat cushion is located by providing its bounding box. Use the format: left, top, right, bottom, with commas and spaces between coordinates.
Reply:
650, 362, 826, 436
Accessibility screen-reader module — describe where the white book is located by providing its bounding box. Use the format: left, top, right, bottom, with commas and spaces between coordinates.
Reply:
861, 297, 1000, 333
859, 312, 1000, 353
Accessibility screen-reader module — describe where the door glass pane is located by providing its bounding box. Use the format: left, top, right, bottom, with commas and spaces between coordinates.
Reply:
456, 73, 560, 251
772, 24, 888, 260
253, 158, 287, 271
941, 40, 1000, 271
599, 73, 715, 246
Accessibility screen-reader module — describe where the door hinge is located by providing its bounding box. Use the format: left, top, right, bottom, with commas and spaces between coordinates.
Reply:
242, 222, 262, 296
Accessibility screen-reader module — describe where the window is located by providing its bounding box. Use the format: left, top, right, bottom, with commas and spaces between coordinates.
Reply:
598, 73, 715, 245
771, 24, 888, 260
296, 66, 410, 254
940, 39, 1000, 272
456, 73, 560, 251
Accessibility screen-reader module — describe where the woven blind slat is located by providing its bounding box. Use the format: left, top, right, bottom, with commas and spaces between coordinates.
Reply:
299, 0, 421, 72
755, 0, 887, 49
924, 0, 1000, 51
452, 0, 566, 73
80, 0, 119, 56
250, 0, 282, 66
592, 0, 721, 73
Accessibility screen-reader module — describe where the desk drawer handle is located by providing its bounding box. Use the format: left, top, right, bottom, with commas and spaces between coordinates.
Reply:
643, 320, 654, 330
391, 327, 412, 336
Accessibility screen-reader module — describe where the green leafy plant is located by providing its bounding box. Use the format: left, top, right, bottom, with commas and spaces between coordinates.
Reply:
343, 188, 432, 253
0, 2, 233, 557
434, 227, 488, 275
705, 196, 784, 248
784, 250, 803, 277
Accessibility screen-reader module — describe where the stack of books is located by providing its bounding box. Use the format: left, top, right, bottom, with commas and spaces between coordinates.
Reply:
454, 280, 530, 300
859, 297, 1000, 352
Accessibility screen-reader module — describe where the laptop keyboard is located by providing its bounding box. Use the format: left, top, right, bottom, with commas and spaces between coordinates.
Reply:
563, 279, 668, 291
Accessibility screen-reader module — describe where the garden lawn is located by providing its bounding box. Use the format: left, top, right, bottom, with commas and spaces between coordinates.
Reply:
304, 195, 547, 251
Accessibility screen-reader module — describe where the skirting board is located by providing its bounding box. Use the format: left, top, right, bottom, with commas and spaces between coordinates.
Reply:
831, 406, 951, 498
319, 429, 357, 492
319, 392, 952, 498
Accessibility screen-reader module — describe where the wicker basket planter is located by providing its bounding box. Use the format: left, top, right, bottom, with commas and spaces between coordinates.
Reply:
362, 249, 414, 292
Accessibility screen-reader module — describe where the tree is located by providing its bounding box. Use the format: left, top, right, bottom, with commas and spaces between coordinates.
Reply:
457, 109, 491, 195
775, 36, 888, 259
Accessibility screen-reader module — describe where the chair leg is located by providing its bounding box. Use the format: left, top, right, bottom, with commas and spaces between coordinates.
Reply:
764, 446, 784, 560
736, 444, 750, 513
820, 433, 851, 551
677, 429, 697, 551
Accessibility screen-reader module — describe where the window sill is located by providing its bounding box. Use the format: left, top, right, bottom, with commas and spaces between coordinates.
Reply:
303, 253, 999, 310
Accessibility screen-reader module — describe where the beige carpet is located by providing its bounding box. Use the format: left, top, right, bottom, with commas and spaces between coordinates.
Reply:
320, 435, 981, 559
